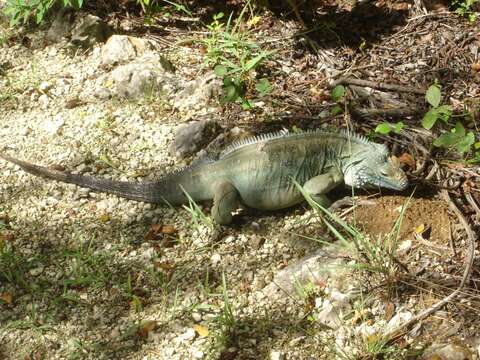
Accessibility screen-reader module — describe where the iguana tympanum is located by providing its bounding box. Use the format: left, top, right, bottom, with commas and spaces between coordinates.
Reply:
0, 130, 408, 224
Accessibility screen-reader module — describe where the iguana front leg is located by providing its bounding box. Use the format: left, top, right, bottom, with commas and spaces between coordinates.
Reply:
211, 181, 239, 225
303, 170, 344, 207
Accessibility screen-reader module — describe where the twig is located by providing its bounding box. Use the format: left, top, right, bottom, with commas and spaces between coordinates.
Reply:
330, 77, 426, 95
351, 107, 419, 118
383, 186, 476, 340
465, 193, 480, 220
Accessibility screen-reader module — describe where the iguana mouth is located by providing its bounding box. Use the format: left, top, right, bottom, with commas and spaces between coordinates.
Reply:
383, 177, 408, 191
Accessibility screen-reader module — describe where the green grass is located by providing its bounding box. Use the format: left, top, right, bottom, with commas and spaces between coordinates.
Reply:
0, 59, 43, 109
200, 1, 275, 108
292, 180, 414, 358
182, 188, 214, 230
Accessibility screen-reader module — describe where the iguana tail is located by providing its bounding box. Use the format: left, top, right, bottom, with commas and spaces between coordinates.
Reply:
0, 152, 199, 205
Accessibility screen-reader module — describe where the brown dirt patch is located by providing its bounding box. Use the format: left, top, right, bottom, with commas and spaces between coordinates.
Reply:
352, 196, 451, 244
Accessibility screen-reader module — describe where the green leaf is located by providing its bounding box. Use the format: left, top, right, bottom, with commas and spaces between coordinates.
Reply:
331, 85, 345, 102
223, 77, 233, 86
256, 78, 272, 97
422, 109, 439, 130
224, 84, 238, 101
214, 64, 228, 77
426, 84, 441, 108
375, 123, 392, 135
433, 122, 473, 154
394, 121, 404, 133
474, 142, 480, 150
452, 121, 466, 137
435, 104, 453, 123
457, 132, 475, 155
433, 132, 459, 147
244, 50, 275, 71
330, 104, 343, 115
241, 98, 253, 110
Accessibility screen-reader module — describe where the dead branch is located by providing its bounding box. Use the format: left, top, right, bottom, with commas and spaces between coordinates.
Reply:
465, 192, 480, 220
351, 107, 420, 118
331, 77, 426, 95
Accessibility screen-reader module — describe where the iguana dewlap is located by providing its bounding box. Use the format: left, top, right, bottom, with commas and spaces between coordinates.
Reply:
0, 130, 408, 224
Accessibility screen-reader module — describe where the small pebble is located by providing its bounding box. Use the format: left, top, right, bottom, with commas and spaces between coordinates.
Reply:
192, 312, 202, 322
270, 350, 285, 360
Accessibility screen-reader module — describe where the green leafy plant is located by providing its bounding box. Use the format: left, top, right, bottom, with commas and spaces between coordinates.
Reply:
162, 0, 191, 16
203, 4, 275, 109
375, 121, 404, 135
4, 0, 83, 26
422, 83, 477, 158
433, 121, 475, 156
452, 0, 478, 21
421, 83, 453, 130
330, 84, 345, 115
255, 78, 272, 97
136, 0, 192, 21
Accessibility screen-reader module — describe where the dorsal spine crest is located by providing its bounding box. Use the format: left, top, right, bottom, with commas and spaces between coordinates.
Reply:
219, 129, 376, 158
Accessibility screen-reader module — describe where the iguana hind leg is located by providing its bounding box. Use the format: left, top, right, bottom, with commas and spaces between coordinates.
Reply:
303, 170, 344, 207
212, 181, 239, 225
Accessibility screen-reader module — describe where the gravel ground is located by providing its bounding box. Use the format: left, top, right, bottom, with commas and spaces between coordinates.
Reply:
0, 25, 340, 360
1, 5, 479, 360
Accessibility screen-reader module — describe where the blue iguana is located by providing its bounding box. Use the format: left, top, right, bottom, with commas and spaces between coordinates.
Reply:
0, 130, 408, 224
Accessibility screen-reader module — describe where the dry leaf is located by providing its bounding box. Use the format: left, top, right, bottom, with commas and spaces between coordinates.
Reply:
193, 324, 209, 337
366, 333, 380, 345
161, 225, 176, 234
315, 279, 326, 289
0, 233, 14, 242
247, 15, 261, 27
145, 224, 162, 240
137, 320, 157, 338
99, 213, 110, 223
384, 302, 395, 321
472, 63, 480, 72
415, 224, 425, 234
351, 309, 371, 325
1, 292, 13, 304
146, 224, 178, 247
398, 152, 415, 170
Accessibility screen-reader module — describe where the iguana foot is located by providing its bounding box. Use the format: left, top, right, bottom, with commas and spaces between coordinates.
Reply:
303, 170, 343, 208
212, 181, 239, 225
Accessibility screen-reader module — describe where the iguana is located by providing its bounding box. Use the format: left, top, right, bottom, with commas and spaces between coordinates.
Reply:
0, 130, 407, 224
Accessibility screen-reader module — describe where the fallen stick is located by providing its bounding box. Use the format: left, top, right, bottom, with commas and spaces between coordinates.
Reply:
351, 107, 420, 118
331, 77, 426, 95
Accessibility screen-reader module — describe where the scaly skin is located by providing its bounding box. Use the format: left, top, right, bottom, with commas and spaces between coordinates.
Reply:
0, 130, 408, 224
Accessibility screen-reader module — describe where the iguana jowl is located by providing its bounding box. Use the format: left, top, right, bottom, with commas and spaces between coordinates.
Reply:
0, 130, 408, 224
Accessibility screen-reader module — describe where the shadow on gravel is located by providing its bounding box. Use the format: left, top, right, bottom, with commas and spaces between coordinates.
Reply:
0, 168, 423, 358
217, 313, 324, 359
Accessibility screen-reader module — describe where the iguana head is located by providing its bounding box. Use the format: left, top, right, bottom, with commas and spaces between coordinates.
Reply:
343, 145, 408, 191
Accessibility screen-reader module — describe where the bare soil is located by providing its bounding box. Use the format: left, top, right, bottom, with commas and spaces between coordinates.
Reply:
354, 195, 452, 244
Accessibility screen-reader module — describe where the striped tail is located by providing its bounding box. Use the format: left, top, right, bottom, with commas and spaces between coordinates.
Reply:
0, 152, 189, 205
